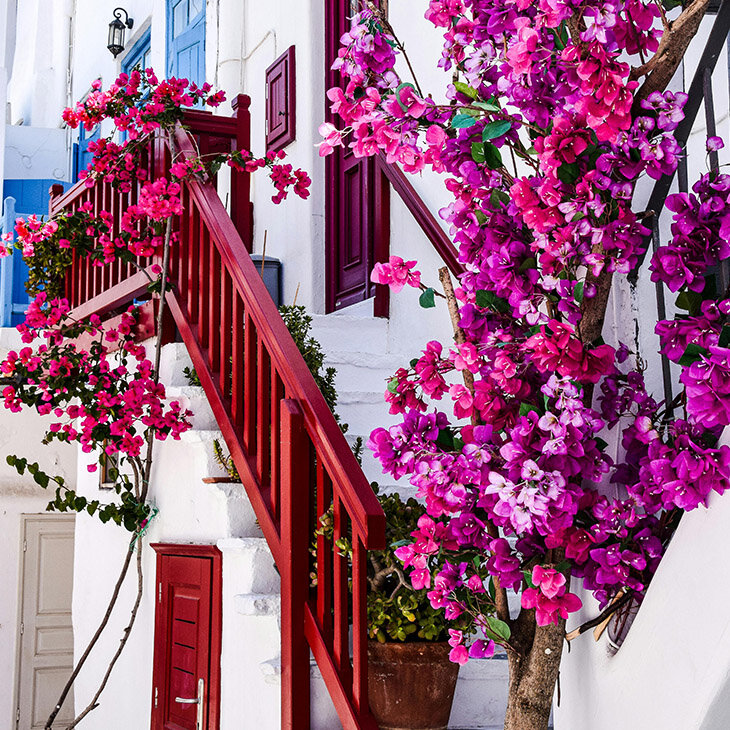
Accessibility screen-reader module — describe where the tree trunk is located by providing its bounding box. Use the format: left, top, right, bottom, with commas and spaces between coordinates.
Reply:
504, 615, 566, 730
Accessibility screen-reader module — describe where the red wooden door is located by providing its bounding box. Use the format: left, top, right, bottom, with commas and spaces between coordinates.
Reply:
325, 0, 387, 312
151, 545, 222, 730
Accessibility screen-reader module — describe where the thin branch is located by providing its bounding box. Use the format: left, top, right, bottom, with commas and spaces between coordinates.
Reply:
565, 589, 634, 641
63, 541, 145, 729
363, 0, 424, 97
44, 535, 137, 730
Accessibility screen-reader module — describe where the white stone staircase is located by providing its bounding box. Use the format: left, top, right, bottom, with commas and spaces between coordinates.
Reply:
157, 334, 509, 730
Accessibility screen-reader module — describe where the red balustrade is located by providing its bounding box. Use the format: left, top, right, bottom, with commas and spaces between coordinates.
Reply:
51, 96, 385, 730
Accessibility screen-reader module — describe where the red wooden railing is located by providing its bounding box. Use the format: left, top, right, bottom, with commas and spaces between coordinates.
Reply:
51, 96, 385, 730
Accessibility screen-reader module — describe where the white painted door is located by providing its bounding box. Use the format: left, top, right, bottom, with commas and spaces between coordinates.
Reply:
15, 515, 75, 730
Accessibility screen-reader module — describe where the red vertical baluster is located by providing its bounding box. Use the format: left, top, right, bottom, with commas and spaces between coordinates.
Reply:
256, 342, 271, 488
198, 219, 210, 347
231, 95, 253, 250
231, 293, 244, 433
100, 182, 109, 292
333, 496, 351, 683
352, 537, 368, 716
188, 205, 199, 320
92, 185, 101, 298
280, 399, 311, 730
209, 242, 221, 373
270, 368, 283, 523
220, 269, 232, 398
316, 464, 333, 638
243, 313, 257, 453
178, 186, 189, 297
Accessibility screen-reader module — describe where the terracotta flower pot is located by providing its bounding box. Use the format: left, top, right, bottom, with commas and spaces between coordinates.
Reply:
367, 640, 459, 730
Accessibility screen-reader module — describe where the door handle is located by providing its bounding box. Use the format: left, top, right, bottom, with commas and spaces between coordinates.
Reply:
175, 678, 204, 729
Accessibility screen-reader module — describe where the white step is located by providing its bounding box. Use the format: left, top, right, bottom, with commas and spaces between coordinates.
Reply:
157, 342, 196, 386
235, 592, 280, 618
309, 314, 389, 355
165, 384, 217, 431
325, 350, 404, 393
336, 391, 400, 436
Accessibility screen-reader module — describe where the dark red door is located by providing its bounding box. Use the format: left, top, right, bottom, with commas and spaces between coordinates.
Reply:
325, 0, 385, 312
151, 545, 222, 730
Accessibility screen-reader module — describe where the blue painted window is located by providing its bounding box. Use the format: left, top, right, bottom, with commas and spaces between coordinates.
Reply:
122, 28, 152, 77
73, 124, 100, 182
167, 0, 205, 88
1, 179, 70, 326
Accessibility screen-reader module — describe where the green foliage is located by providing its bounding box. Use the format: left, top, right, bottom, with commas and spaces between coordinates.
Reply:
183, 366, 201, 386
212, 438, 240, 481
7, 455, 151, 531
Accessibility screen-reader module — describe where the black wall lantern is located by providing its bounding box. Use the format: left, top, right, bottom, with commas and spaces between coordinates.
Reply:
107, 7, 134, 58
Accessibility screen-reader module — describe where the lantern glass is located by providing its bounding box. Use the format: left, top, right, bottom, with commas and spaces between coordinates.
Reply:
107, 18, 125, 57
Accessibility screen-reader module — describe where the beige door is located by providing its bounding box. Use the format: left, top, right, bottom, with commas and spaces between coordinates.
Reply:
15, 515, 75, 730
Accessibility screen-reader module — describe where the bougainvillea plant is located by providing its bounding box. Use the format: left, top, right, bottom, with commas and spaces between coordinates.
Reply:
0, 70, 310, 730
322, 1, 725, 727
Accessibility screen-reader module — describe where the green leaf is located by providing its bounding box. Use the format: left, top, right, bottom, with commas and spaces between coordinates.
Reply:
471, 142, 486, 163
475, 289, 509, 313
720, 325, 730, 349
435, 428, 455, 451
519, 403, 539, 417
485, 615, 511, 642
523, 568, 536, 589
518, 257, 537, 272
675, 289, 703, 315
419, 288, 436, 309
678, 343, 709, 367
574, 281, 585, 304
482, 120, 512, 141
387, 377, 399, 394
482, 142, 503, 169
453, 81, 479, 100
473, 100, 501, 112
490, 189, 510, 207
451, 114, 477, 129
557, 162, 580, 185
595, 437, 608, 452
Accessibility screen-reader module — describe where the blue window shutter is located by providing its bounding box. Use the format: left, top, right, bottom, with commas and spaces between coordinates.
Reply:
1, 180, 71, 326
73, 126, 100, 182
166, 0, 205, 88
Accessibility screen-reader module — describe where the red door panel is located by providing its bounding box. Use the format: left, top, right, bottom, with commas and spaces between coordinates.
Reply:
151, 545, 222, 730
325, 0, 386, 312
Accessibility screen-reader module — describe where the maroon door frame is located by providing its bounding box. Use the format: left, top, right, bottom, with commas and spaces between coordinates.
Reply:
150, 544, 222, 730
325, 0, 390, 315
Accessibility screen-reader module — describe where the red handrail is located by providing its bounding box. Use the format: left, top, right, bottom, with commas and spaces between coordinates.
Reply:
53, 97, 385, 730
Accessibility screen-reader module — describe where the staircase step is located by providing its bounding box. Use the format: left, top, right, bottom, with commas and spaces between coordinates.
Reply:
157, 342, 196, 387
166, 385, 217, 430
217, 537, 279, 594
336, 391, 400, 436
325, 350, 403, 393
309, 314, 389, 355
235, 593, 280, 617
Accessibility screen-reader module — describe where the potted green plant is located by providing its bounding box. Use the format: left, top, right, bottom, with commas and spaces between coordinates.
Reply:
317, 488, 463, 730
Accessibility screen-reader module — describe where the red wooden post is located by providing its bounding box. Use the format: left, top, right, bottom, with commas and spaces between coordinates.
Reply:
373, 160, 391, 319
231, 94, 253, 252
280, 399, 311, 730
